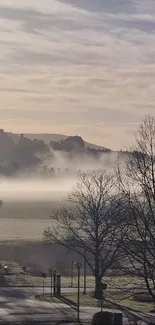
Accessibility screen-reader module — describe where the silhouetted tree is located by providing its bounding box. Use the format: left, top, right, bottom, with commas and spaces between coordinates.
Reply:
44, 170, 122, 298
117, 115, 155, 300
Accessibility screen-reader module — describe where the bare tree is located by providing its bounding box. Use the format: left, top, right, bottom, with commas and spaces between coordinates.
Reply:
117, 115, 155, 299
44, 170, 122, 298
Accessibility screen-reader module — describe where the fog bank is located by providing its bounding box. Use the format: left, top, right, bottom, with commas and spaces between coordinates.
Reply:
0, 178, 76, 202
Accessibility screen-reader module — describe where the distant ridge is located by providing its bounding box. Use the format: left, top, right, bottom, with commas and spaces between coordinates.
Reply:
9, 133, 110, 151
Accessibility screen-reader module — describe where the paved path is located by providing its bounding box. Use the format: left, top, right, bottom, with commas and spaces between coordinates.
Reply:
0, 287, 100, 323
0, 287, 154, 324
0, 287, 122, 323
0, 286, 89, 298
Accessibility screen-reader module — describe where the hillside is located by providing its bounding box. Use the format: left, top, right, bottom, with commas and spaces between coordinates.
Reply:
10, 133, 110, 151
0, 130, 114, 177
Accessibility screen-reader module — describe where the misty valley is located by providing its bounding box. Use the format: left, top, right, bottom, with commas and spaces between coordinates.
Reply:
0, 179, 72, 240
1, 0, 155, 321
0, 129, 126, 276
1, 119, 155, 324
0, 129, 124, 241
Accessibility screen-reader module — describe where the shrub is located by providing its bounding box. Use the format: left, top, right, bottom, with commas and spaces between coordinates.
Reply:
133, 293, 155, 303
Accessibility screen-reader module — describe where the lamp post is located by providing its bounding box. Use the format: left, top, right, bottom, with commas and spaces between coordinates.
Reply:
41, 272, 47, 298
71, 260, 74, 288
53, 269, 57, 297
75, 262, 82, 323
83, 250, 87, 295
48, 267, 53, 299
100, 283, 107, 312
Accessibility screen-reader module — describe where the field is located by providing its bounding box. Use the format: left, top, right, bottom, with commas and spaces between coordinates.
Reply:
0, 199, 66, 268
3, 262, 145, 289
0, 200, 59, 241
0, 218, 54, 241
0, 176, 71, 241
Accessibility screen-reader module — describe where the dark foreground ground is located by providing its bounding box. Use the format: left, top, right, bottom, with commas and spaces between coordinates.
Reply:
0, 287, 154, 325
0, 287, 112, 324
0, 321, 148, 325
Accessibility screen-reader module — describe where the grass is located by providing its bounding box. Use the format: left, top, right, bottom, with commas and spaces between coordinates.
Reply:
1, 261, 92, 287
3, 273, 145, 290
37, 292, 154, 313
4, 274, 93, 288
2, 261, 154, 313
0, 199, 61, 241
0, 218, 53, 241
119, 298, 154, 313
59, 293, 108, 308
36, 293, 154, 312
37, 293, 112, 309
42, 293, 112, 309
1, 261, 146, 290
0, 199, 63, 219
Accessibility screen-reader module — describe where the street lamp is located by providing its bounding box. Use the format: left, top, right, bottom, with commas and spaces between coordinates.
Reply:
48, 267, 53, 299
53, 269, 57, 297
99, 283, 107, 312
75, 262, 82, 323
41, 272, 47, 298
71, 260, 74, 288
83, 250, 87, 295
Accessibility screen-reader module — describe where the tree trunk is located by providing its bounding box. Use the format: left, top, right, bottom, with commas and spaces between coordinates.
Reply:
94, 274, 102, 299
94, 239, 102, 299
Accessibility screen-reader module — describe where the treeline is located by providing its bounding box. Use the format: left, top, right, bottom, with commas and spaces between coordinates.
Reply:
0, 130, 110, 177
50, 135, 110, 154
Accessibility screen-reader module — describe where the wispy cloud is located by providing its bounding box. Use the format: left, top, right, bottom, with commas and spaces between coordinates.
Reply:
0, 0, 155, 148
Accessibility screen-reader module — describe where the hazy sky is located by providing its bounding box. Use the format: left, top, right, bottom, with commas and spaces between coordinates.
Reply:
0, 0, 155, 150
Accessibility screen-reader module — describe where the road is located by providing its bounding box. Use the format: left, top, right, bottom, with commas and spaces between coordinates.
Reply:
0, 286, 85, 298
0, 287, 118, 323
0, 287, 154, 324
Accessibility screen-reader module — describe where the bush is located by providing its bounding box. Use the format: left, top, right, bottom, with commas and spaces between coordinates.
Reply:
133, 293, 155, 303
91, 312, 114, 325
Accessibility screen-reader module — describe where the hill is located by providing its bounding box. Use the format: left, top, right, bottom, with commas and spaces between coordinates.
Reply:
0, 130, 114, 177
16, 133, 110, 151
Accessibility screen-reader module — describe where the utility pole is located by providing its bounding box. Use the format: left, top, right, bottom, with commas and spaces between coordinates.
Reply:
41, 272, 47, 298
83, 250, 87, 295
53, 269, 57, 297
42, 277, 44, 298
100, 283, 107, 313
75, 262, 82, 323
101, 299, 103, 312
48, 267, 53, 299
71, 260, 74, 288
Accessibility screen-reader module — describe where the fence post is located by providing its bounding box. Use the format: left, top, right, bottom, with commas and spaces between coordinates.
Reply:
71, 260, 74, 288
53, 269, 57, 297
41, 272, 47, 298
83, 250, 87, 295
48, 267, 53, 299
57, 274, 61, 296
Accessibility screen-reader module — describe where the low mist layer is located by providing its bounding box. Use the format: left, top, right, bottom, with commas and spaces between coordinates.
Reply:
0, 131, 126, 179
47, 149, 120, 172
0, 177, 76, 202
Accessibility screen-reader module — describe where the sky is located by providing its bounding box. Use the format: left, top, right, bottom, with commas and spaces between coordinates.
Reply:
0, 0, 155, 150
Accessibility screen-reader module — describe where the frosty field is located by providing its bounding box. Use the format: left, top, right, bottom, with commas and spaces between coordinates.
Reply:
0, 200, 60, 241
